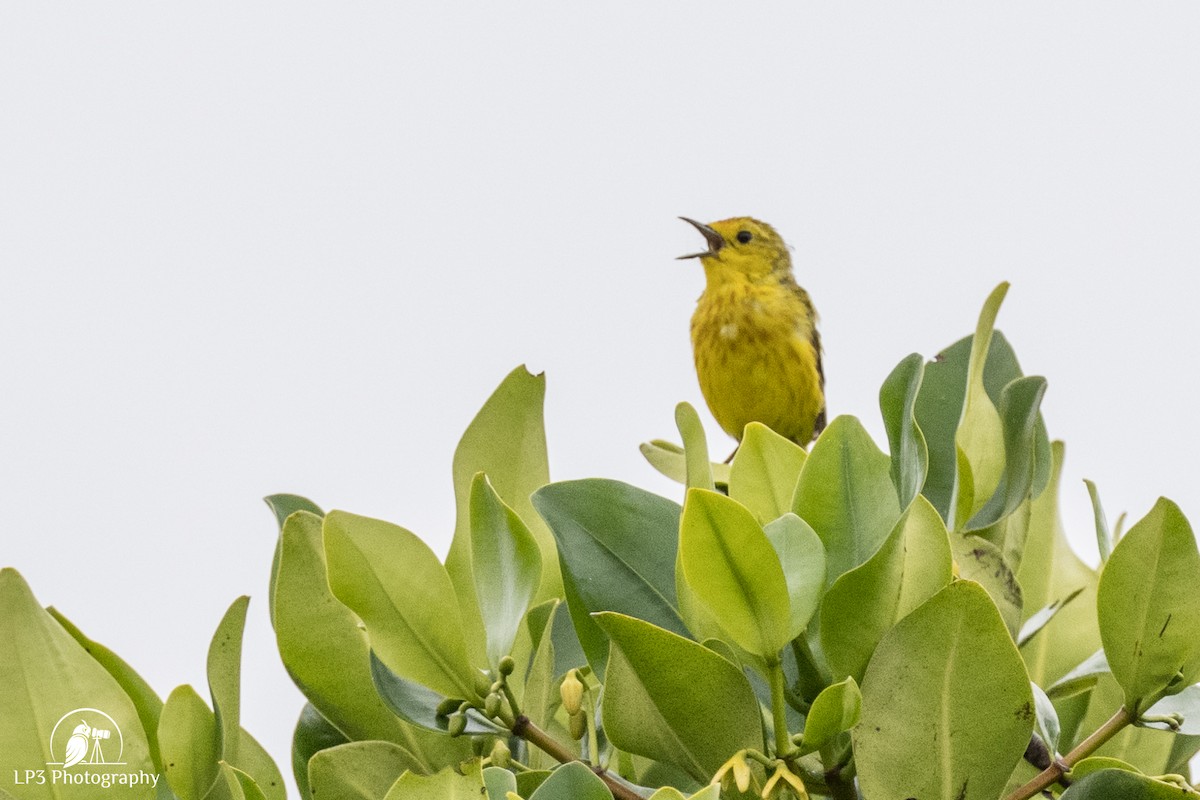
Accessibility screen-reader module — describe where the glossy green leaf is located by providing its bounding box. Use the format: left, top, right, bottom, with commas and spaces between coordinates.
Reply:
949, 532, 1023, 636
290, 703, 349, 799
208, 596, 249, 766
855, 581, 1034, 800
48, 606, 165, 771
274, 511, 465, 768
729, 422, 807, 524
308, 741, 417, 800
964, 374, 1047, 533
470, 472, 542, 666
638, 439, 732, 488
1098, 497, 1200, 711
1059, 768, 1195, 798
879, 352, 928, 507
1046, 649, 1109, 701
444, 366, 557, 670
160, 685, 221, 800
483, 767, 518, 800
952, 282, 1009, 530
369, 653, 504, 736
324, 510, 479, 699
595, 612, 763, 784
265, 494, 324, 625
532, 479, 687, 676
820, 495, 953, 683
763, 513, 825, 641
1084, 480, 1114, 563
679, 488, 792, 660
1067, 756, 1142, 782
793, 415, 902, 586
675, 401, 715, 491
219, 762, 268, 800
647, 788, 718, 800
523, 762, 609, 800
384, 762, 485, 800
799, 677, 861, 755
1016, 442, 1100, 685
0, 568, 156, 800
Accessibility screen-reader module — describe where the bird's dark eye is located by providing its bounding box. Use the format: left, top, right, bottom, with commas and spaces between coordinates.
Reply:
736, 231, 752, 244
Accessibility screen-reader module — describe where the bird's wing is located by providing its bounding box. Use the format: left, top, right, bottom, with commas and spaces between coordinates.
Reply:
811, 325, 827, 440
63, 735, 88, 768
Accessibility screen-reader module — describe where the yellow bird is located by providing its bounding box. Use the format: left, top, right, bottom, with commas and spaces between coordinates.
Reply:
679, 217, 826, 455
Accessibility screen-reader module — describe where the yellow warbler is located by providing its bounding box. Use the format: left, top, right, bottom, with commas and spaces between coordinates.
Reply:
679, 216, 826, 454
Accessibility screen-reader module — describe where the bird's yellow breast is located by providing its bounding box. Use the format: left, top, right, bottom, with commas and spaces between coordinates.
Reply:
691, 278, 823, 445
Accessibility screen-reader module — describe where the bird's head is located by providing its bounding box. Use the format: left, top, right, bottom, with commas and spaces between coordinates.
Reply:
72, 722, 91, 736
678, 216, 792, 282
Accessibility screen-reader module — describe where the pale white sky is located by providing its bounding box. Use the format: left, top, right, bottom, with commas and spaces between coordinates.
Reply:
2, 3, 1199, 793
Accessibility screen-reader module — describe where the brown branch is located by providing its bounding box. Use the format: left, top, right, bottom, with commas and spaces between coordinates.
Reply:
1003, 706, 1133, 800
512, 714, 643, 800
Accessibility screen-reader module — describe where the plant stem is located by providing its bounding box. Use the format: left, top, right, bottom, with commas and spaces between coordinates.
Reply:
512, 714, 642, 800
791, 637, 829, 703
1002, 706, 1133, 800
768, 659, 796, 758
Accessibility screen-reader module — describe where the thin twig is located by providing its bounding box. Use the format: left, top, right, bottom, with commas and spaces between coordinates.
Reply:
513, 714, 643, 800
1002, 706, 1133, 800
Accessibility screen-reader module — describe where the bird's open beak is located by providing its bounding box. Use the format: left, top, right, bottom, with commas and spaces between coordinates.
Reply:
677, 217, 725, 260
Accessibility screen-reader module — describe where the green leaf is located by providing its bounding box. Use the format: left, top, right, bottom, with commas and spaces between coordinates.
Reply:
47, 606, 165, 771
964, 374, 1048, 534
729, 422, 808, 524
264, 494, 324, 626
290, 703, 349, 799
160, 685, 221, 800
369, 653, 505, 736
639, 439, 731, 488
1059, 768, 1196, 798
675, 401, 715, 491
324, 510, 479, 699
879, 352, 928, 507
521, 605, 567, 770
1072, 673, 1176, 774
384, 762, 485, 800
526, 762, 612, 800
678, 488, 792, 661
1046, 649, 1109, 701
308, 741, 418, 800
1098, 497, 1200, 711
1016, 442, 1100, 685
952, 282, 1009, 528
1018, 587, 1085, 648
444, 366, 557, 670
219, 762, 269, 800
854, 581, 1034, 800
208, 596, 249, 766
763, 513, 826, 641
792, 415, 902, 586
1085, 479, 1114, 563
798, 677, 861, 755
273, 510, 466, 768
820, 495, 953, 683
0, 568, 156, 800
470, 472, 542, 666
949, 532, 1023, 637
1031, 682, 1061, 754
594, 612, 764, 784
532, 479, 688, 677
483, 766, 518, 800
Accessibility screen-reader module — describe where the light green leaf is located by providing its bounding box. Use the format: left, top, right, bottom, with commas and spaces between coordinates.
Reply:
879, 352, 928, 507
444, 366, 557, 670
949, 532, 1023, 637
1016, 442, 1100, 686
1031, 682, 1061, 754
290, 703, 349, 799
527, 762, 612, 800
324, 510, 479, 700
855, 581, 1034, 800
518, 606, 566, 771
384, 762, 485, 800
595, 612, 764, 784
483, 766, 518, 800
729, 422, 808, 524
793, 415, 902, 586
763, 513, 825, 641
218, 762, 268, 800
1018, 587, 1085, 648
1072, 673, 1175, 774
264, 493, 324, 626
679, 488, 792, 661
208, 596, 249, 766
160, 685, 221, 800
470, 472, 542, 666
1059, 768, 1194, 798
1098, 497, 1200, 712
638, 439, 732, 488
820, 495, 953, 683
1084, 479, 1114, 563
274, 511, 466, 769
308, 741, 417, 800
0, 568, 156, 800
952, 282, 1009, 528
532, 479, 687, 677
799, 677, 861, 755
675, 401, 715, 491
1046, 649, 1109, 701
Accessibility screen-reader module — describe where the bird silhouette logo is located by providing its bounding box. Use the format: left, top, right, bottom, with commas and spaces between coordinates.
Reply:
48, 708, 124, 768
